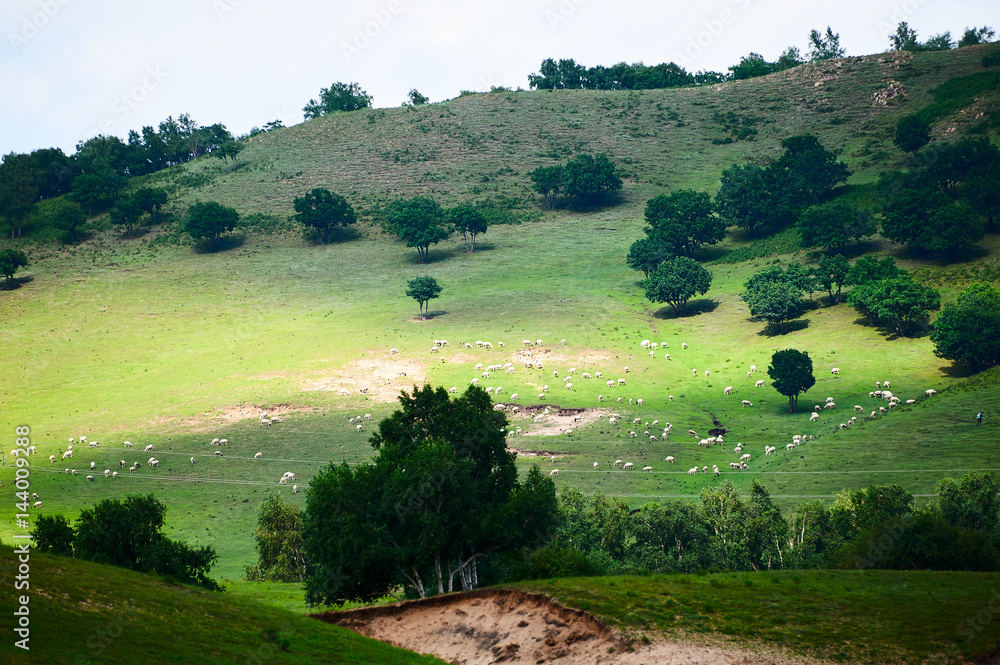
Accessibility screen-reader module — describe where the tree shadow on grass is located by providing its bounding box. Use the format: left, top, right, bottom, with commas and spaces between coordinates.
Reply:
652, 299, 719, 319
756, 318, 810, 337
894, 243, 991, 265
411, 310, 448, 321
938, 362, 979, 379
0, 275, 33, 290
193, 234, 246, 254
305, 226, 364, 246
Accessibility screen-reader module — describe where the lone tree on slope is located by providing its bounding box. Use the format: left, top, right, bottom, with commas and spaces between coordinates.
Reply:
406, 276, 442, 319
768, 349, 816, 413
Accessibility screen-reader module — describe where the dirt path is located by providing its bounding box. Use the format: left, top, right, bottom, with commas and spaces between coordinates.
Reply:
313, 589, 829, 664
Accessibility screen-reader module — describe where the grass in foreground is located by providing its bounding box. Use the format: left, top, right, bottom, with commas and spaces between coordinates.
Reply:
0, 545, 444, 665
511, 569, 1000, 663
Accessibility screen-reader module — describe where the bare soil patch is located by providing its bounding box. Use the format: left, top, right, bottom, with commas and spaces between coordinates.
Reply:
301, 357, 429, 402
314, 588, 831, 665
510, 406, 611, 437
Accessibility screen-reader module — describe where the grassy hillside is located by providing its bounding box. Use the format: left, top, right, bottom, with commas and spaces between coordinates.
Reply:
2, 43, 1000, 581
512, 569, 1000, 664
0, 545, 444, 665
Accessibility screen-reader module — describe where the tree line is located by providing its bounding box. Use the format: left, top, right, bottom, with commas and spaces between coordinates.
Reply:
239, 385, 1000, 604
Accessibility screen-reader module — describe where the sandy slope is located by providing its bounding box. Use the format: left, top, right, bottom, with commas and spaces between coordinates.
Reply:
314, 589, 830, 664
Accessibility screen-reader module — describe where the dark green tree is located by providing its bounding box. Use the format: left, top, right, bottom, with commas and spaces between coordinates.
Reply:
184, 201, 239, 245
643, 256, 712, 315
243, 491, 306, 582
0, 248, 28, 284
728, 53, 776, 80
958, 26, 996, 47
937, 472, 1000, 538
964, 168, 1000, 230
0, 152, 42, 238
131, 187, 168, 223
831, 485, 914, 540
930, 283, 1000, 371
894, 114, 931, 155
746, 480, 790, 570
699, 481, 752, 570
715, 162, 771, 238
847, 276, 941, 336
302, 82, 373, 119
562, 153, 622, 204
386, 196, 450, 263
405, 276, 442, 319
109, 196, 144, 237
529, 165, 566, 209
645, 190, 724, 257
627, 501, 717, 572
70, 171, 125, 216
626, 235, 673, 278
881, 188, 985, 255
889, 22, 919, 50
767, 348, 815, 412
816, 253, 851, 304
293, 188, 357, 244
743, 281, 806, 333
845, 254, 904, 286
808, 26, 846, 61
767, 134, 850, 223
30, 514, 75, 555
446, 204, 488, 252
48, 199, 87, 243
798, 201, 875, 250
406, 89, 429, 105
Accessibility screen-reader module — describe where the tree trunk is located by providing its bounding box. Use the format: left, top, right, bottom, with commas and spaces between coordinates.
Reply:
434, 556, 444, 596
789, 395, 796, 413
471, 557, 478, 588
411, 566, 425, 598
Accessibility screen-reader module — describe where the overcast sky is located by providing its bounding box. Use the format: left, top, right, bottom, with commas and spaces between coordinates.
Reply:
0, 0, 995, 156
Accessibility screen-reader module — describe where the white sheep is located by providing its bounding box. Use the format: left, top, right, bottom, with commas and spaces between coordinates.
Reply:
86, 475, 94, 482
742, 400, 752, 407
49, 455, 55, 463
595, 371, 603, 379
831, 367, 840, 374
755, 380, 765, 388
642, 466, 653, 472
614, 459, 623, 467
617, 378, 627, 386
214, 450, 223, 457
624, 366, 631, 373
356, 424, 363, 432
90, 461, 96, 470
665, 456, 674, 463
191, 457, 195, 464
750, 365, 757, 373
104, 469, 111, 477
724, 386, 734, 395
390, 348, 399, 354
510, 393, 519, 400
824, 402, 836, 410
688, 467, 698, 475
293, 485, 298, 493
449, 387, 459, 393
594, 462, 599, 469
538, 393, 546, 400
854, 405, 864, 412
550, 469, 560, 476
926, 389, 937, 397
623, 462, 634, 470
682, 342, 688, 349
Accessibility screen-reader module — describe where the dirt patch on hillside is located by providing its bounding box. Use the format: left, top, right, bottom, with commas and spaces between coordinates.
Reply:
301, 357, 429, 402
212, 402, 313, 424
510, 406, 611, 437
314, 588, 828, 665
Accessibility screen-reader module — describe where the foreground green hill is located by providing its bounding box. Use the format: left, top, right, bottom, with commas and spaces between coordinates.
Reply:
0, 545, 444, 665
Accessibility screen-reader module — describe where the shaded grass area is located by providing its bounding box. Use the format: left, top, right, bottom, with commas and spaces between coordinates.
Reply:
0, 545, 445, 665
511, 570, 1000, 663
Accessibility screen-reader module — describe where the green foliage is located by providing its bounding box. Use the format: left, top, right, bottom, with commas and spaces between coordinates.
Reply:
913, 72, 1000, 126
889, 22, 919, 51
509, 543, 604, 580
46, 199, 87, 243
715, 162, 770, 237
109, 196, 144, 237
131, 187, 168, 223
446, 203, 488, 252
385, 197, 450, 263
797, 201, 874, 250
644, 189, 723, 257
643, 256, 712, 315
959, 26, 996, 48
931, 283, 1000, 371
807, 26, 846, 61
305, 385, 554, 603
815, 253, 851, 304
30, 514, 75, 556
881, 188, 984, 255
528, 165, 565, 209
406, 89, 429, 106
627, 500, 717, 573
405, 276, 442, 318
0, 152, 43, 237
767, 134, 851, 224
713, 227, 802, 264
302, 82, 373, 119
73, 494, 220, 590
767, 349, 816, 412
184, 200, 239, 245
626, 235, 673, 278
562, 153, 622, 204
741, 264, 813, 332
293, 187, 357, 244
937, 472, 1000, 538
847, 276, 941, 336
0, 247, 28, 283
243, 491, 306, 583
893, 114, 931, 155
845, 254, 904, 286
527, 57, 700, 90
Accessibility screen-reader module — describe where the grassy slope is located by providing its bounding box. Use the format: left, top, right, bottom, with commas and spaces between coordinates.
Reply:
0, 545, 445, 665
512, 570, 1000, 664
1, 44, 1000, 580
